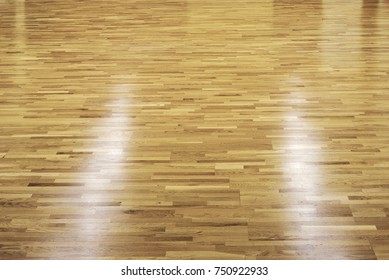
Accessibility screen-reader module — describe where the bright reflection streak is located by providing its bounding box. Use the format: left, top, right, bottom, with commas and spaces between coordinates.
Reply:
77, 86, 131, 253
283, 111, 321, 190
82, 98, 130, 191
282, 82, 320, 188
282, 77, 345, 258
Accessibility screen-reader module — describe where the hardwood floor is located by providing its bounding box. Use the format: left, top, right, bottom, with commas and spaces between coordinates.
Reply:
0, 0, 389, 259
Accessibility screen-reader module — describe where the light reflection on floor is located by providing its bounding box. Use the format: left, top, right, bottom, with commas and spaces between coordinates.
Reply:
77, 86, 132, 254
282, 76, 345, 258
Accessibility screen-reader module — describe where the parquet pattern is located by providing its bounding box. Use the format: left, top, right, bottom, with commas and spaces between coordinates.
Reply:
1, 0, 389, 259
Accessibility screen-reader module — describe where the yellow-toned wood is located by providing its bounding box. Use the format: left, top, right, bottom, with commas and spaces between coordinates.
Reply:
1, 0, 389, 259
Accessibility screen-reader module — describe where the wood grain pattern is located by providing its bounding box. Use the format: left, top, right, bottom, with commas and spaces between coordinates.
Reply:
0, 0, 389, 259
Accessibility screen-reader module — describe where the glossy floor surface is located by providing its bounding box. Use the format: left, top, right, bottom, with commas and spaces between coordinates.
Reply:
1, 0, 389, 259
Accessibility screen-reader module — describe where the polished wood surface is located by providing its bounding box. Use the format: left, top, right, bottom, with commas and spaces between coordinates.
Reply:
1, 0, 389, 259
